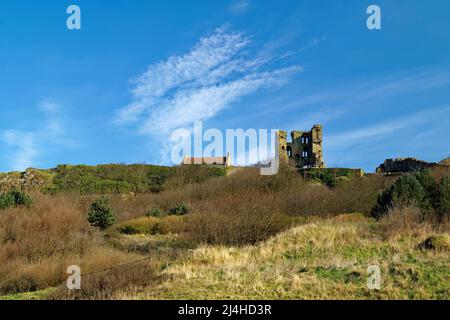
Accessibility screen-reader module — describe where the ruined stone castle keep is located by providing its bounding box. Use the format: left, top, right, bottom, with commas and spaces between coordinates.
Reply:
278, 124, 325, 168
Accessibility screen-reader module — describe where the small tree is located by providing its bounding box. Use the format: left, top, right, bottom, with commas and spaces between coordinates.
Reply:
146, 207, 163, 218
169, 203, 190, 216
371, 173, 428, 219
0, 189, 32, 210
414, 169, 436, 211
148, 174, 166, 193
0, 192, 15, 210
87, 197, 117, 230
436, 175, 450, 220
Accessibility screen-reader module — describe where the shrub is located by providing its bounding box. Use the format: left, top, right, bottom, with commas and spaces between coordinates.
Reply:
0, 274, 39, 295
414, 170, 437, 210
118, 224, 140, 235
148, 174, 166, 193
0, 193, 14, 210
0, 189, 32, 210
169, 203, 190, 216
371, 173, 429, 219
314, 170, 336, 187
87, 197, 117, 230
302, 168, 359, 188
146, 207, 163, 218
184, 210, 293, 246
418, 234, 450, 251
371, 171, 450, 220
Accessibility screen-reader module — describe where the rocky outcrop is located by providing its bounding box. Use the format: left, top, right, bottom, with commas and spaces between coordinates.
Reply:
439, 157, 450, 166
376, 158, 438, 174
0, 168, 54, 192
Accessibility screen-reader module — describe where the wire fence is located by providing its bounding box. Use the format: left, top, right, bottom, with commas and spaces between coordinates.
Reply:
79, 256, 154, 278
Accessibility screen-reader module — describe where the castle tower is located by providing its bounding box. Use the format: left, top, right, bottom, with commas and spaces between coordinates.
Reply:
278, 125, 325, 168
277, 130, 289, 164
310, 124, 325, 168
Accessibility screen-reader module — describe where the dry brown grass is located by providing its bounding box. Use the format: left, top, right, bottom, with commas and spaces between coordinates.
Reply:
430, 165, 450, 181
1, 165, 447, 299
130, 214, 449, 300
49, 256, 161, 300
0, 193, 164, 298
377, 203, 450, 242
0, 193, 89, 291
378, 206, 430, 240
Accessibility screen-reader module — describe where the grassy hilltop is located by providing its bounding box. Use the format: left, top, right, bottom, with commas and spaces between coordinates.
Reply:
0, 164, 226, 194
0, 165, 448, 300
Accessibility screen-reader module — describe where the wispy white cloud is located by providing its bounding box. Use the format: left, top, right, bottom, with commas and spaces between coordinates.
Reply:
228, 0, 250, 15
38, 100, 60, 115
2, 130, 38, 172
115, 28, 302, 136
38, 100, 64, 134
278, 37, 327, 60
327, 105, 450, 147
351, 70, 450, 102
323, 105, 450, 170
1, 101, 73, 171
253, 68, 450, 141
262, 69, 450, 117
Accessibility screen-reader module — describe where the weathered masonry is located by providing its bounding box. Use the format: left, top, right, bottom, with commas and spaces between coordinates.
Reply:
278, 124, 326, 168
182, 154, 232, 168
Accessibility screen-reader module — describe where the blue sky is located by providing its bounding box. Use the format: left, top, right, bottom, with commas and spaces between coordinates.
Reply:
1, 0, 449, 172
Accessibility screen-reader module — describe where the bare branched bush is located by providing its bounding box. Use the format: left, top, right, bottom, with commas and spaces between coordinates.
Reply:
181, 192, 296, 246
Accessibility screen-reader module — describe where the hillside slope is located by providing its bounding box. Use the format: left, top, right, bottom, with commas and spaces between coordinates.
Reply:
129, 215, 449, 300
0, 164, 226, 194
